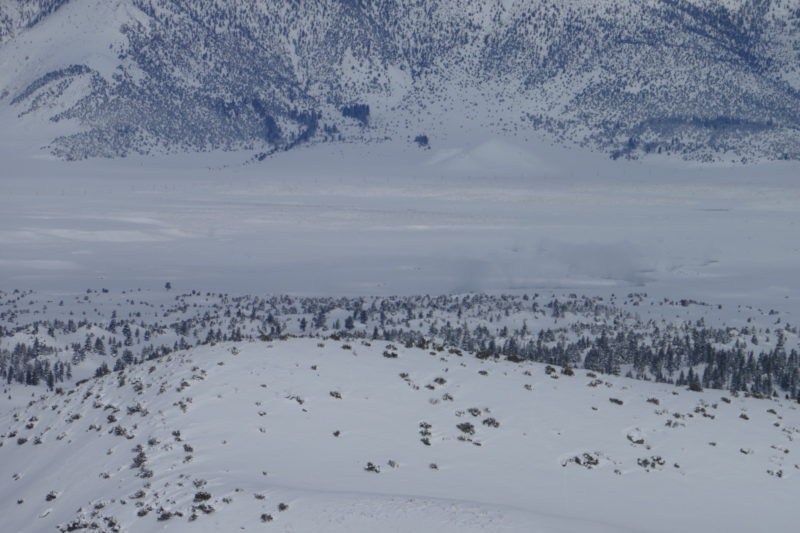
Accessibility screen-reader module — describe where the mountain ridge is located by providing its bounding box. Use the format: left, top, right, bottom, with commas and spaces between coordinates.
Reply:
1, 0, 800, 161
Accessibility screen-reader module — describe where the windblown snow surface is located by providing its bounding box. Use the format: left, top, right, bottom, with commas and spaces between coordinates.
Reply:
1, 338, 797, 533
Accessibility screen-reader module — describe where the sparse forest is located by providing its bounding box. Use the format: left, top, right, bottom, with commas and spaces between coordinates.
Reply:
2, 289, 798, 399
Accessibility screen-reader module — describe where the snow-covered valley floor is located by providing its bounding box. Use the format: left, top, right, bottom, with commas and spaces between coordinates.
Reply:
2, 136, 800, 315
1, 338, 797, 532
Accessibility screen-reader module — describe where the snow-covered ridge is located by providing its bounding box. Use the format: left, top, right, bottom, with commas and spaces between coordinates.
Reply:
3, 289, 799, 401
1, 337, 797, 532
1, 0, 799, 161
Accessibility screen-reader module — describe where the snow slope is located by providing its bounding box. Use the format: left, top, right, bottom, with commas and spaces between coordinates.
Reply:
1, 338, 797, 532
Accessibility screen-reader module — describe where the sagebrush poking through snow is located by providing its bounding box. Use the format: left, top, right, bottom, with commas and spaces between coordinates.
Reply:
0, 338, 797, 533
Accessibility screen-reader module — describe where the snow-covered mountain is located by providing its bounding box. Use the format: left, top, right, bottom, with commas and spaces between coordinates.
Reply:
1, 337, 797, 532
1, 0, 800, 161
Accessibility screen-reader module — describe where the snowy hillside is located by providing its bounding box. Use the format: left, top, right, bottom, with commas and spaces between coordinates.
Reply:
1, 337, 797, 532
1, 0, 800, 161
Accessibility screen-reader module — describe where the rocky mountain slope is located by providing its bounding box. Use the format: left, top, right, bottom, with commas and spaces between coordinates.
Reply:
1, 0, 800, 161
1, 337, 798, 532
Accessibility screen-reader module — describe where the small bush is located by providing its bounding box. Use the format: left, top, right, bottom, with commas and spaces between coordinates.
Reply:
131, 451, 147, 469
627, 434, 645, 445
482, 417, 500, 428
456, 422, 475, 435
194, 492, 211, 502
195, 503, 215, 515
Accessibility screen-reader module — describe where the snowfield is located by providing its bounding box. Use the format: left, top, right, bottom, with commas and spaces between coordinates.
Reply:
1, 338, 797, 532
1, 134, 800, 317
